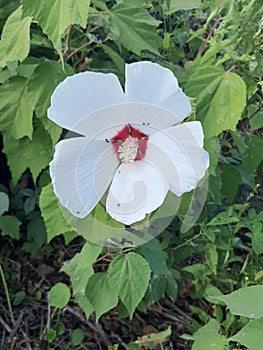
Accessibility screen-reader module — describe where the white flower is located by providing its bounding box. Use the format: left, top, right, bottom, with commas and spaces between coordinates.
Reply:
48, 61, 209, 225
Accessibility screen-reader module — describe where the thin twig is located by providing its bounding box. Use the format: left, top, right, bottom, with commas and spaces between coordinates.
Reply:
65, 306, 111, 346
0, 315, 12, 333
8, 311, 24, 343
67, 40, 93, 61
0, 264, 14, 325
63, 25, 72, 57
197, 16, 221, 56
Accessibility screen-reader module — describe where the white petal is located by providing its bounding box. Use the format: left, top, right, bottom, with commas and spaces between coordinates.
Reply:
106, 160, 169, 225
50, 137, 118, 218
48, 72, 125, 132
72, 102, 184, 140
146, 121, 209, 196
125, 61, 191, 121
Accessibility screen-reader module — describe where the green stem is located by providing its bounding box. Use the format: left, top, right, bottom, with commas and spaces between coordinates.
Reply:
0, 263, 14, 325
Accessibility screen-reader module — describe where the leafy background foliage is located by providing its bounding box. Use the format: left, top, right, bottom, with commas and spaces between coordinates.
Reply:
0, 0, 262, 349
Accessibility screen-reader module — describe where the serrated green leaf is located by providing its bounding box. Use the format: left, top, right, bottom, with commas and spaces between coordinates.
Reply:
107, 252, 151, 317
186, 67, 246, 138
27, 61, 72, 145
0, 192, 9, 216
3, 122, 53, 183
39, 183, 74, 242
0, 76, 33, 140
49, 282, 70, 308
0, 215, 21, 239
136, 239, 170, 275
0, 6, 32, 67
108, 0, 161, 56
229, 317, 263, 350
215, 285, 263, 319
86, 272, 118, 321
22, 0, 89, 60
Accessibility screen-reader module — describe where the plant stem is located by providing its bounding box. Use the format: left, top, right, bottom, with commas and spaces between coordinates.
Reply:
0, 263, 14, 325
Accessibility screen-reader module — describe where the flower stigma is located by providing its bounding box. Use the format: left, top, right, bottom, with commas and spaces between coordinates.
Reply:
111, 124, 148, 163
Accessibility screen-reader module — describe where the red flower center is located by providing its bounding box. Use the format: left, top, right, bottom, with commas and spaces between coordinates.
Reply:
111, 124, 148, 163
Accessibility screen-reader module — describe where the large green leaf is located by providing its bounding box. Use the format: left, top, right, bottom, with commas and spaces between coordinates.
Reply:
186, 67, 246, 139
229, 317, 263, 350
3, 122, 53, 183
0, 6, 32, 67
39, 183, 75, 242
215, 285, 263, 319
0, 76, 33, 139
22, 0, 89, 59
86, 272, 119, 321
162, 0, 201, 15
108, 0, 161, 56
107, 252, 151, 316
192, 319, 229, 350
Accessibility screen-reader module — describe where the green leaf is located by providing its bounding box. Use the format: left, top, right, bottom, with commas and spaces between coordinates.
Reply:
205, 244, 218, 275
252, 221, 263, 255
39, 183, 74, 242
71, 329, 84, 346
62, 241, 102, 318
108, 0, 161, 56
86, 272, 119, 321
243, 135, 263, 173
107, 252, 151, 317
27, 61, 72, 145
191, 319, 229, 350
229, 317, 263, 350
0, 6, 32, 67
49, 282, 70, 308
250, 111, 263, 131
62, 242, 102, 293
0, 215, 21, 239
3, 121, 53, 183
27, 215, 47, 249
204, 137, 221, 176
220, 164, 242, 202
136, 239, 170, 275
162, 0, 201, 15
134, 326, 171, 345
192, 321, 228, 350
22, 0, 89, 60
144, 275, 167, 306
186, 67, 246, 139
215, 285, 263, 319
0, 76, 33, 140
0, 192, 9, 216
